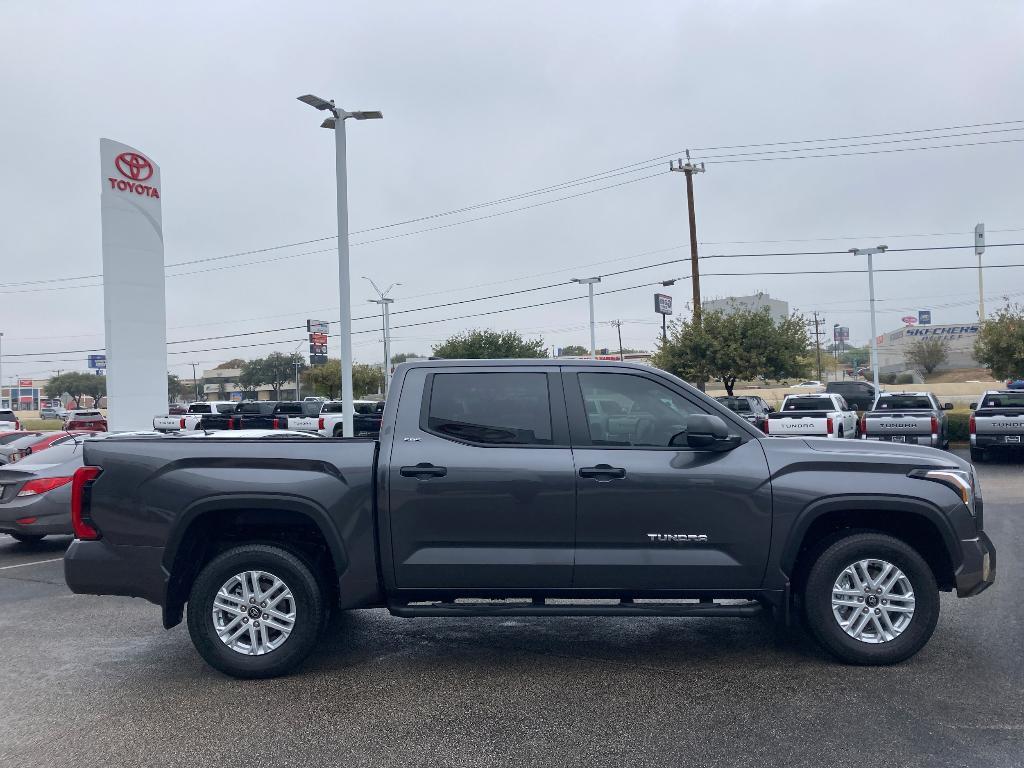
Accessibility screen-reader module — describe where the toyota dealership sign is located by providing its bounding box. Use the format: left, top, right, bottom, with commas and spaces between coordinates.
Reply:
108, 151, 160, 198
99, 139, 166, 431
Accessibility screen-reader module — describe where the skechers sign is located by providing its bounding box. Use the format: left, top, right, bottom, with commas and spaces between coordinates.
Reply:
107, 152, 160, 198
905, 325, 979, 339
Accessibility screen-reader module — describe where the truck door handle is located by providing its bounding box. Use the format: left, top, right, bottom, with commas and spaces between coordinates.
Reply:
579, 464, 626, 480
400, 463, 448, 479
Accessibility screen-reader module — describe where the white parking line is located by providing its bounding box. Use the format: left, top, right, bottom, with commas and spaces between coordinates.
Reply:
0, 558, 63, 571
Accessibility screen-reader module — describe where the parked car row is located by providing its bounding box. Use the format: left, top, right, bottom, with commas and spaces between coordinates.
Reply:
153, 399, 386, 437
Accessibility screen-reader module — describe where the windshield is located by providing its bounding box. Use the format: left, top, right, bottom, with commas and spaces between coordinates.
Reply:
875, 396, 932, 410
14, 442, 82, 466
784, 397, 833, 411
715, 397, 752, 412
0, 432, 41, 445
187, 404, 212, 414
980, 393, 1024, 408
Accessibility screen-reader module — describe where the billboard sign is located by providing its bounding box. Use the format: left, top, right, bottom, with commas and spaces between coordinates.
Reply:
309, 332, 328, 345
901, 315, 918, 326
18, 379, 33, 387
918, 310, 932, 325
88, 354, 107, 369
307, 320, 330, 334
833, 326, 850, 342
654, 293, 673, 315
100, 139, 167, 431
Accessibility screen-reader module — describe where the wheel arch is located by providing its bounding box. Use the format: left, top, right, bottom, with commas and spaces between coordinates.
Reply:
783, 495, 959, 594
161, 494, 348, 629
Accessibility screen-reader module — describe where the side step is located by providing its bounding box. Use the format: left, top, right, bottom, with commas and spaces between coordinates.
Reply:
389, 599, 764, 618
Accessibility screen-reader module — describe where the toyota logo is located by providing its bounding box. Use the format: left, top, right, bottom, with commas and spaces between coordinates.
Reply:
115, 152, 154, 182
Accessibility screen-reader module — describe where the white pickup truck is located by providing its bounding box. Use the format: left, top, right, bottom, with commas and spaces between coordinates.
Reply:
970, 389, 1024, 461
286, 399, 385, 437
0, 409, 22, 432
766, 393, 859, 439
153, 401, 236, 433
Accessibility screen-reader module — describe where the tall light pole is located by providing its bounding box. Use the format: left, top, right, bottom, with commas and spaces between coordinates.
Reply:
190, 361, 199, 401
0, 331, 4, 409
572, 277, 601, 358
364, 277, 399, 396
849, 245, 888, 391
975, 223, 986, 321
298, 94, 383, 438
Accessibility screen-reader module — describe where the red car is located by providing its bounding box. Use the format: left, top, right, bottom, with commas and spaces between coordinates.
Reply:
64, 411, 108, 432
0, 430, 99, 464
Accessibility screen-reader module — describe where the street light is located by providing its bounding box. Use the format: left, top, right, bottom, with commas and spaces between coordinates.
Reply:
363, 277, 400, 396
297, 94, 382, 438
572, 277, 602, 358
849, 245, 888, 392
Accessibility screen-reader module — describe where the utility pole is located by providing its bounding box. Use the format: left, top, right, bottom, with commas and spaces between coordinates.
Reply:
611, 320, 624, 360
572, 277, 601, 358
849, 246, 889, 392
190, 361, 200, 401
670, 151, 706, 327
975, 223, 986, 321
364, 277, 399, 396
809, 312, 825, 382
670, 152, 706, 390
0, 332, 3, 410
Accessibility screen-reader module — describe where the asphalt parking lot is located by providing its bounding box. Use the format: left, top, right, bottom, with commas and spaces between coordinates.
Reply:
0, 449, 1020, 768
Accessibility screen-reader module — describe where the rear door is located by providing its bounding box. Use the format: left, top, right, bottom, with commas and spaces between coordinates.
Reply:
387, 366, 576, 590
566, 368, 772, 590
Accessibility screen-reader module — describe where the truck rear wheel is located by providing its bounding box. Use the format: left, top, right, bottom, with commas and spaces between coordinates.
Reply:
803, 532, 939, 665
186, 544, 325, 679
970, 447, 986, 463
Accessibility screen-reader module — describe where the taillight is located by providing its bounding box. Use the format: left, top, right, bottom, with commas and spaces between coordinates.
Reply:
318, 417, 325, 431
71, 466, 103, 540
179, 417, 186, 429
826, 417, 834, 435
17, 476, 72, 497
229, 417, 237, 430
860, 414, 867, 434
930, 415, 939, 435
969, 415, 976, 435
14, 419, 20, 430
759, 418, 768, 433
273, 418, 284, 429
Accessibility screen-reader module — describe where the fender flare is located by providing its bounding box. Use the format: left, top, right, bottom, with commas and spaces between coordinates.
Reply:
162, 492, 350, 588
779, 493, 961, 577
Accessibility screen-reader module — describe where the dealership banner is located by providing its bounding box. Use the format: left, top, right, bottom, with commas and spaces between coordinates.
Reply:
100, 139, 167, 431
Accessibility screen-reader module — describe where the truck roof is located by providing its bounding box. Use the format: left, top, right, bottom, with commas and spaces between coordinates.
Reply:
398, 359, 655, 370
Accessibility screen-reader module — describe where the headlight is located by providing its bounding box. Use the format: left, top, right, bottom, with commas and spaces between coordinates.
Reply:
910, 468, 977, 516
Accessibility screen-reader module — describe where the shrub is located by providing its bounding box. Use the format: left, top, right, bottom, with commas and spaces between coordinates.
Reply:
947, 411, 971, 442
896, 373, 915, 385
879, 373, 898, 385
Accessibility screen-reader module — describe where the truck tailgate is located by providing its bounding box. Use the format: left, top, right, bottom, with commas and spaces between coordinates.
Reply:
766, 412, 830, 436
974, 411, 1024, 437
863, 412, 933, 441
288, 416, 321, 432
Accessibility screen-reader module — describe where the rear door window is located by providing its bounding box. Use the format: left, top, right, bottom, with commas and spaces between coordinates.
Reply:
426, 372, 552, 445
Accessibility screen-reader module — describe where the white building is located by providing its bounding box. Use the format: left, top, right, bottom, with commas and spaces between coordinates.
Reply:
703, 292, 789, 322
875, 323, 981, 373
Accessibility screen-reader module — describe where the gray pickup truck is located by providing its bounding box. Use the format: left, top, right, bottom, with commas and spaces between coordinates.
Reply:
861, 392, 954, 450
64, 360, 995, 678
970, 390, 1024, 461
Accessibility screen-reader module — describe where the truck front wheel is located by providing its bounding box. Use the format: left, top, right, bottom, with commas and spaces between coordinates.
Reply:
803, 532, 939, 665
186, 544, 325, 679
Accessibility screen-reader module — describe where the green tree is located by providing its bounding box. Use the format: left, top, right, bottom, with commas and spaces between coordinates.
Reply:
167, 374, 193, 403
432, 329, 547, 359
652, 308, 810, 395
215, 359, 246, 370
240, 353, 306, 398
905, 336, 949, 375
301, 360, 383, 399
47, 371, 102, 408
390, 351, 419, 365
557, 344, 590, 357
975, 304, 1024, 380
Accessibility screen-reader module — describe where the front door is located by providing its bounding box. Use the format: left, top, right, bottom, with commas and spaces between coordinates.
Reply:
387, 367, 576, 591
566, 369, 772, 591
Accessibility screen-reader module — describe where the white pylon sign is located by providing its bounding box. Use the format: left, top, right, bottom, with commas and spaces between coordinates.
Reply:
99, 139, 168, 431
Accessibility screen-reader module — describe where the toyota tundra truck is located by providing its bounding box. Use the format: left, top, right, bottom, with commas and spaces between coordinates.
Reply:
153, 401, 236, 433
861, 392, 954, 449
64, 360, 995, 678
766, 393, 859, 439
969, 390, 1024, 462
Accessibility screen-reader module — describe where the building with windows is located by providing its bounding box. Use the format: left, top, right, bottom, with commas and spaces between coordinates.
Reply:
200, 367, 299, 402
702, 292, 789, 322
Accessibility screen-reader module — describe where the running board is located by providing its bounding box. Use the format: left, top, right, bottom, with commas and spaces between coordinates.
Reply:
389, 599, 764, 618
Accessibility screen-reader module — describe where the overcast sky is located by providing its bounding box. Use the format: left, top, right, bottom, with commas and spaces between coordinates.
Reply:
2, 1, 1023, 380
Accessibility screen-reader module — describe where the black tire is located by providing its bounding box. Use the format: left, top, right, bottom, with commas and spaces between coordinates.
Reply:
9, 533, 46, 544
970, 446, 986, 463
186, 544, 325, 679
333, 425, 344, 438
803, 532, 939, 665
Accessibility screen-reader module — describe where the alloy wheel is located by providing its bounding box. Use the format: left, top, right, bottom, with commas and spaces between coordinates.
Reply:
831, 558, 915, 643
211, 570, 297, 655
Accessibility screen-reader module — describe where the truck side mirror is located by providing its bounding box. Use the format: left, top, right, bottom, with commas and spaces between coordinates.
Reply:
683, 414, 741, 451
943, 403, 954, 410
969, 403, 977, 410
